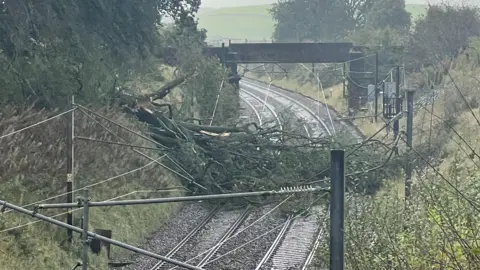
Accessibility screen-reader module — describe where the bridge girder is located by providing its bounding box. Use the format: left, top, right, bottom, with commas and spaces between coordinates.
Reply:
204, 42, 354, 64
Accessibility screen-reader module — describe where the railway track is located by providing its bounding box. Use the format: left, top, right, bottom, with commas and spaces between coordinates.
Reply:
238, 80, 332, 270
195, 207, 252, 268
255, 216, 293, 270
149, 205, 223, 270
239, 90, 282, 129
131, 78, 343, 270
164, 207, 253, 270
240, 79, 332, 138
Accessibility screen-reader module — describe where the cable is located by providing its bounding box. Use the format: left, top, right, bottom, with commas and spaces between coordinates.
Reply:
436, 54, 480, 128
260, 64, 274, 121
299, 63, 336, 134
209, 79, 225, 126
403, 139, 480, 212
305, 112, 403, 182
77, 107, 204, 189
0, 108, 76, 140
2, 155, 165, 215
0, 187, 183, 233
76, 105, 163, 148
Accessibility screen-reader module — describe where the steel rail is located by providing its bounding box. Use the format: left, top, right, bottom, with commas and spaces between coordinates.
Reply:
150, 205, 223, 270
244, 84, 310, 137
240, 89, 283, 129
254, 216, 293, 270
302, 213, 328, 270
196, 207, 252, 268
241, 79, 331, 136
239, 94, 263, 125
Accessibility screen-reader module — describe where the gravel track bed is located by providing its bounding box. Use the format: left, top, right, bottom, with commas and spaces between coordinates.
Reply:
121, 203, 210, 270
159, 208, 244, 270
205, 206, 286, 270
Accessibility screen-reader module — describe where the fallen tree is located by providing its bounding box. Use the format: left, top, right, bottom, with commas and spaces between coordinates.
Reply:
118, 85, 404, 196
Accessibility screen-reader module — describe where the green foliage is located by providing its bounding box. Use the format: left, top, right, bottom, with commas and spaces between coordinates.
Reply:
160, 25, 239, 124
270, 0, 410, 42
366, 0, 411, 31
0, 0, 202, 108
270, 0, 354, 42
408, 4, 480, 66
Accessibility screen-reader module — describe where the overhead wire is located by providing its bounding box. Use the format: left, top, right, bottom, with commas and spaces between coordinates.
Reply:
209, 79, 225, 126
299, 63, 336, 134
76, 106, 203, 189
260, 63, 274, 121
1, 155, 165, 215
0, 108, 76, 140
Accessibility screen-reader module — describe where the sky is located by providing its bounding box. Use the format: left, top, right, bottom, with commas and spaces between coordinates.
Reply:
200, 0, 474, 9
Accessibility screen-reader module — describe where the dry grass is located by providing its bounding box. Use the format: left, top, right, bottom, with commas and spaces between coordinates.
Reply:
0, 104, 184, 269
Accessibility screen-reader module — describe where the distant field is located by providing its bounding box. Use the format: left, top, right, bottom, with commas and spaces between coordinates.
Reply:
197, 4, 428, 42
197, 5, 274, 42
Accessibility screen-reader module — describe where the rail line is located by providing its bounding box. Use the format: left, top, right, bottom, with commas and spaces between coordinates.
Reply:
196, 207, 252, 268
241, 86, 309, 137
154, 80, 333, 270
239, 95, 263, 125
149, 205, 223, 270
254, 217, 293, 270
240, 89, 282, 129
239, 80, 330, 270
251, 206, 326, 270
241, 79, 331, 137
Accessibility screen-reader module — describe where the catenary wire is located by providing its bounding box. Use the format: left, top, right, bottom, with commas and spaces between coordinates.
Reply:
0, 108, 76, 140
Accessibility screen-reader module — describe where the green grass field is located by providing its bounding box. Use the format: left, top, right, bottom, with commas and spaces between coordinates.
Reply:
197, 4, 428, 42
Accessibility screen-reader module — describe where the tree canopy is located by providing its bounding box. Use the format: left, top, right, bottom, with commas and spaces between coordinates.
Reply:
270, 0, 411, 42
408, 4, 480, 65
0, 0, 204, 107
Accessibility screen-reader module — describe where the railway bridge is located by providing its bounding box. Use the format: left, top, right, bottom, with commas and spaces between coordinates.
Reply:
201, 41, 369, 111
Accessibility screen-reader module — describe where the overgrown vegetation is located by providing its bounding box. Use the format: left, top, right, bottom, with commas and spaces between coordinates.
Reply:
0, 1, 238, 269
0, 106, 184, 269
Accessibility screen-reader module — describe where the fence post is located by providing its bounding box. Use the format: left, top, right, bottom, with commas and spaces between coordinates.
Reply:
82, 189, 90, 270
67, 95, 75, 242
330, 149, 345, 270
374, 52, 379, 122
405, 90, 414, 200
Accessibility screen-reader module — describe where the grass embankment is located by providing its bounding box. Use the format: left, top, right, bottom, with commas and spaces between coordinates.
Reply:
250, 50, 480, 268
198, 4, 428, 42
0, 66, 185, 269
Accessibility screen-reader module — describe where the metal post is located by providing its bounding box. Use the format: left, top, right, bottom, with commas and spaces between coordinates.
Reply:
342, 63, 346, 98
82, 189, 90, 270
330, 150, 345, 270
374, 52, 379, 122
67, 95, 75, 242
405, 90, 414, 200
394, 66, 400, 139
